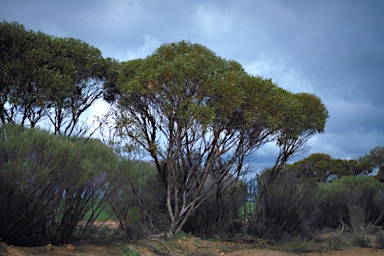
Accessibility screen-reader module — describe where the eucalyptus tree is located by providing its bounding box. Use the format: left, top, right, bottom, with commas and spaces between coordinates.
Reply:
0, 21, 117, 136
251, 91, 328, 220
113, 41, 328, 235
359, 146, 384, 181
45, 36, 118, 137
292, 153, 361, 182
0, 21, 38, 124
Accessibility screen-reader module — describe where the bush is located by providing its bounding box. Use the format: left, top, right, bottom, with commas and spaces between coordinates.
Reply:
375, 230, 384, 249
284, 237, 312, 253
247, 169, 318, 239
0, 124, 118, 246
352, 232, 371, 248
316, 176, 384, 231
183, 180, 247, 238
107, 159, 168, 235
325, 233, 345, 250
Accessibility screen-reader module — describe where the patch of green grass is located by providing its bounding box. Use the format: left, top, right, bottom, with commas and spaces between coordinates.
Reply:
174, 231, 189, 240
83, 204, 116, 221
325, 233, 346, 250
119, 242, 141, 256
283, 237, 312, 254
353, 233, 371, 248
218, 245, 233, 253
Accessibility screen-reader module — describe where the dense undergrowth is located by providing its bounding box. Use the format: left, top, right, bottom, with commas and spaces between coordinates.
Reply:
1, 123, 384, 249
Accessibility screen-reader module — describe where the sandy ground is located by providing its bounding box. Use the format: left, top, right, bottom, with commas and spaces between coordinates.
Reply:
2, 244, 384, 256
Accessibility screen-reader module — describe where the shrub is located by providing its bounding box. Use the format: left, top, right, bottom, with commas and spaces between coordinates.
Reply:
107, 159, 168, 235
248, 169, 318, 239
353, 232, 371, 248
325, 233, 345, 250
120, 242, 141, 256
183, 179, 247, 238
375, 230, 384, 249
0, 124, 118, 246
284, 237, 312, 253
316, 176, 384, 231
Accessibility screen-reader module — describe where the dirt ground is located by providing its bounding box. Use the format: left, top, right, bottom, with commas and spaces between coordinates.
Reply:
1, 220, 384, 256
2, 241, 384, 256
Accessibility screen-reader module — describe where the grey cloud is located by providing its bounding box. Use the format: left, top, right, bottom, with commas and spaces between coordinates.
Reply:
1, 0, 383, 169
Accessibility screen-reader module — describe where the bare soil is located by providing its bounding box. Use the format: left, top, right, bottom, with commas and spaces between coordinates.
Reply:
1, 221, 383, 256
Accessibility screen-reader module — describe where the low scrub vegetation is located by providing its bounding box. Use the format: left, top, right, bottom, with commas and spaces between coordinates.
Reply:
0, 124, 118, 245
2, 123, 384, 252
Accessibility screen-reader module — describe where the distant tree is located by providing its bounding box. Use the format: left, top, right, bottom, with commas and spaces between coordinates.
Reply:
292, 153, 333, 181
292, 153, 360, 182
358, 146, 384, 181
113, 41, 328, 235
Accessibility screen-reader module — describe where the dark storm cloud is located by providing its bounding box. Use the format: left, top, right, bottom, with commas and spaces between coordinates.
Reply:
1, 0, 383, 170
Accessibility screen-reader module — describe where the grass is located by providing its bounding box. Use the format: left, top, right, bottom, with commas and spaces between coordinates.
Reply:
83, 203, 116, 221
352, 232, 371, 248
217, 244, 233, 253
120, 242, 141, 256
283, 237, 313, 254
325, 233, 346, 250
375, 230, 384, 249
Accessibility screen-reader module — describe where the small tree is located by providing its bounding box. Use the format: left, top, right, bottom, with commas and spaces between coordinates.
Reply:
359, 146, 384, 180
107, 158, 167, 233
292, 153, 361, 182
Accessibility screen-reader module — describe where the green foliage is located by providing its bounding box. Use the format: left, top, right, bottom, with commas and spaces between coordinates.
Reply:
375, 230, 384, 249
0, 21, 117, 136
0, 123, 118, 246
331, 175, 384, 190
248, 169, 318, 239
324, 233, 346, 250
183, 180, 247, 238
115, 40, 328, 235
283, 237, 312, 253
352, 233, 371, 248
316, 176, 384, 231
107, 158, 167, 233
292, 153, 361, 182
120, 242, 141, 256
358, 146, 384, 180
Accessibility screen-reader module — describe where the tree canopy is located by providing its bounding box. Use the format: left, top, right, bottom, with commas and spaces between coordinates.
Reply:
113, 41, 328, 234
359, 146, 384, 181
292, 153, 361, 182
0, 21, 117, 136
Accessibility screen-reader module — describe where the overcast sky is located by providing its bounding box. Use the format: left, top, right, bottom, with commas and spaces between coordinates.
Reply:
2, 0, 383, 171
